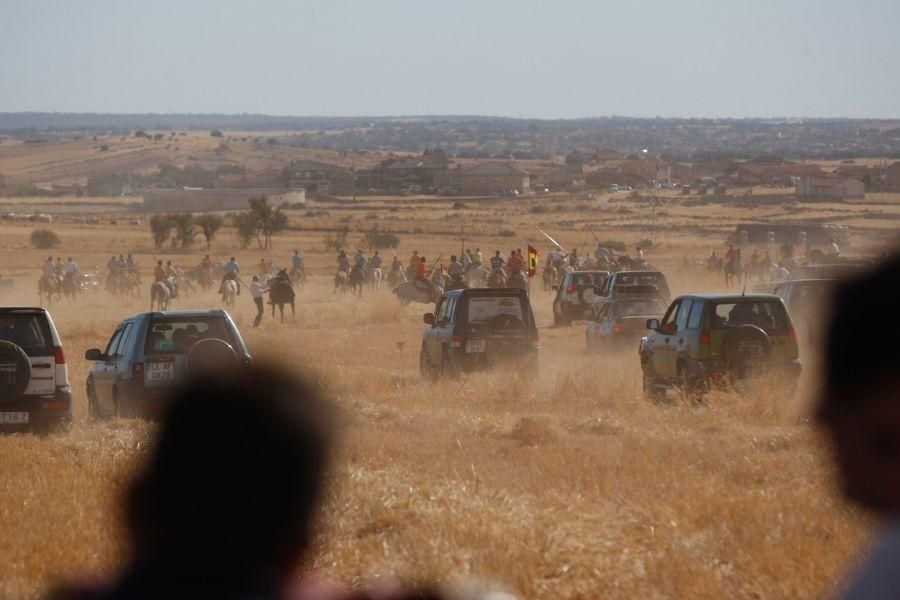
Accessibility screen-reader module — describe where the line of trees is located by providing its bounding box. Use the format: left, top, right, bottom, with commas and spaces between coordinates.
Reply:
149, 213, 223, 249
148, 196, 287, 251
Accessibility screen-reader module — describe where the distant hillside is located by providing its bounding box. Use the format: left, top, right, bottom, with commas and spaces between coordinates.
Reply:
2, 113, 899, 159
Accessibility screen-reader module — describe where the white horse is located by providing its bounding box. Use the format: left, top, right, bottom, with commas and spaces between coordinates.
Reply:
222, 279, 237, 308
150, 280, 170, 311
369, 267, 384, 292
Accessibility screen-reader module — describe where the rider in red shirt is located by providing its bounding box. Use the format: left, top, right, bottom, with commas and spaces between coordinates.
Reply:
153, 260, 166, 281
507, 252, 524, 274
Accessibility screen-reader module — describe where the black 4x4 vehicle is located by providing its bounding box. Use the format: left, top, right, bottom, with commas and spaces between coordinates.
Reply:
420, 288, 538, 378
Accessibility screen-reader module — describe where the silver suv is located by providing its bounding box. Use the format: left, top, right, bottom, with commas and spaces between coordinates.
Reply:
0, 307, 72, 432
86, 310, 251, 419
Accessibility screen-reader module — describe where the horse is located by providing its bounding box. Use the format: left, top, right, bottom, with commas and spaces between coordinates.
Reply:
467, 264, 489, 287
724, 252, 743, 288
221, 279, 237, 308
197, 268, 214, 291
334, 270, 349, 294
150, 280, 171, 311
444, 274, 468, 292
38, 274, 62, 306
268, 269, 295, 323
542, 264, 558, 291
387, 267, 404, 288
393, 281, 439, 305
487, 268, 507, 289
368, 267, 384, 292
507, 271, 528, 291
289, 267, 306, 288
349, 265, 366, 297
61, 272, 82, 302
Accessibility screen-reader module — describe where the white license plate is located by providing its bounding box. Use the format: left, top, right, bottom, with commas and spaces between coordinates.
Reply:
147, 361, 176, 381
466, 339, 486, 353
0, 412, 29, 425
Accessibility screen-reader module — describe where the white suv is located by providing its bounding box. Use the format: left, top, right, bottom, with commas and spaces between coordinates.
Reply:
0, 307, 72, 431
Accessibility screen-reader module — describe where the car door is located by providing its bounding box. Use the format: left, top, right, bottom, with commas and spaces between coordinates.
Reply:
93, 324, 124, 410
650, 300, 681, 379
672, 299, 694, 362
424, 298, 447, 363
110, 321, 134, 391
433, 296, 457, 356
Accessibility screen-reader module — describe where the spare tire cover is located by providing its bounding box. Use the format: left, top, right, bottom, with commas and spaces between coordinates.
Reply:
722, 325, 772, 378
185, 338, 239, 377
0, 340, 31, 402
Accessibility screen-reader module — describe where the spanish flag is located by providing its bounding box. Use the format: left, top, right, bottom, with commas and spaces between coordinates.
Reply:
527, 245, 539, 278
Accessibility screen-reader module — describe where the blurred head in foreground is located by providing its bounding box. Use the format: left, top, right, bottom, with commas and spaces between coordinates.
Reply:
126, 366, 335, 593
819, 253, 900, 512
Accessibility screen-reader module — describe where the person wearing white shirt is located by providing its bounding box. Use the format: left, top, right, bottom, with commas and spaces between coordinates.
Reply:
250, 275, 269, 327
63, 257, 78, 274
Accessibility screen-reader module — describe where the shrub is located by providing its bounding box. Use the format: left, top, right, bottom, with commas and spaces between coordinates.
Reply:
210, 129, 223, 137
323, 227, 349, 252
498, 229, 516, 238
600, 240, 626, 251
233, 212, 259, 248
149, 214, 172, 249
99, 144, 109, 151
363, 230, 400, 249
30, 229, 60, 249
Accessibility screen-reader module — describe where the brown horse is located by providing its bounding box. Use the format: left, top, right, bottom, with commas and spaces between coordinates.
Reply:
269, 269, 295, 322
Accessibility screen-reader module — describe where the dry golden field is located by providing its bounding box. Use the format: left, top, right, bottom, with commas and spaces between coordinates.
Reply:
0, 191, 896, 599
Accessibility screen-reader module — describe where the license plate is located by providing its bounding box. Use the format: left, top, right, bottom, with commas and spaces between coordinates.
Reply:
147, 361, 175, 381
0, 412, 29, 425
466, 339, 486, 353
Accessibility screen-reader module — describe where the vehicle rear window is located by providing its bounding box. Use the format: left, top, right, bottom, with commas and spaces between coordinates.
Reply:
610, 298, 667, 318
145, 317, 235, 355
466, 296, 525, 324
572, 273, 608, 287
0, 314, 52, 357
613, 273, 669, 296
711, 301, 789, 332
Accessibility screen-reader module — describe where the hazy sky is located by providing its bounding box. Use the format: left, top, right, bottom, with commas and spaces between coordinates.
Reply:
1, 0, 898, 118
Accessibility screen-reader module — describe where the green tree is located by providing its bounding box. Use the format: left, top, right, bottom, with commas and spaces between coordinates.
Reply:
149, 214, 172, 249
194, 214, 223, 249
170, 213, 197, 248
31, 229, 60, 249
210, 129, 223, 137
248, 196, 288, 249
233, 212, 259, 249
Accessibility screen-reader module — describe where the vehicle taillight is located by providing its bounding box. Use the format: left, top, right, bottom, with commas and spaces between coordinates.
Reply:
788, 327, 797, 342
700, 330, 711, 345
132, 362, 144, 383
566, 285, 574, 294
613, 325, 622, 334
450, 335, 462, 348
53, 346, 66, 364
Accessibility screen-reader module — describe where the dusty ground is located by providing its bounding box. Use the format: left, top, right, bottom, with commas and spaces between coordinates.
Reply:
0, 193, 893, 599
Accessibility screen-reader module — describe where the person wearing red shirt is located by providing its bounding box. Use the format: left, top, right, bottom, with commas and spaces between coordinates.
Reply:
153, 260, 166, 282
507, 252, 524, 274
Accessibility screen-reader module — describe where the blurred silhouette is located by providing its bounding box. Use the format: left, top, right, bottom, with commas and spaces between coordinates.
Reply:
55, 366, 334, 599
818, 253, 900, 599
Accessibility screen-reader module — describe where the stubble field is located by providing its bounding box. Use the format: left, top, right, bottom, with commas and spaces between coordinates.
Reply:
0, 192, 890, 599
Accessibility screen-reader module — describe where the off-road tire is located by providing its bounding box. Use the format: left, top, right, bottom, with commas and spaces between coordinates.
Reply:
0, 340, 31, 402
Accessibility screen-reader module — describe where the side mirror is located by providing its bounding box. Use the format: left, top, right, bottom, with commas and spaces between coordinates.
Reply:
85, 348, 104, 361
423, 313, 435, 325
646, 319, 660, 331
551, 285, 558, 292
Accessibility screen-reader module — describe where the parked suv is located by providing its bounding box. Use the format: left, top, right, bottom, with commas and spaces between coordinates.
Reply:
551, 270, 609, 326
86, 310, 251, 419
420, 288, 538, 378
0, 307, 71, 431
597, 270, 671, 304
639, 293, 800, 401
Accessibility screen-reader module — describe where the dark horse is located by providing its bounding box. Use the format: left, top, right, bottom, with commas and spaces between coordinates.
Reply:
268, 269, 295, 323
349, 265, 365, 297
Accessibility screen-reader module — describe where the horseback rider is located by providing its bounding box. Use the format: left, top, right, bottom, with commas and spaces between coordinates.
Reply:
369, 250, 383, 270
507, 250, 524, 275
414, 256, 432, 293
595, 243, 611, 263
474, 247, 483, 267
490, 250, 505, 272
219, 256, 241, 296
725, 244, 737, 261
126, 253, 135, 270
354, 248, 367, 270
707, 250, 719, 270
201, 254, 212, 270
63, 256, 79, 278
447, 255, 464, 280
42, 256, 55, 279
568, 248, 579, 269
337, 250, 350, 273
407, 251, 420, 281
164, 261, 178, 297
461, 249, 472, 272
154, 260, 166, 282
291, 250, 305, 278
